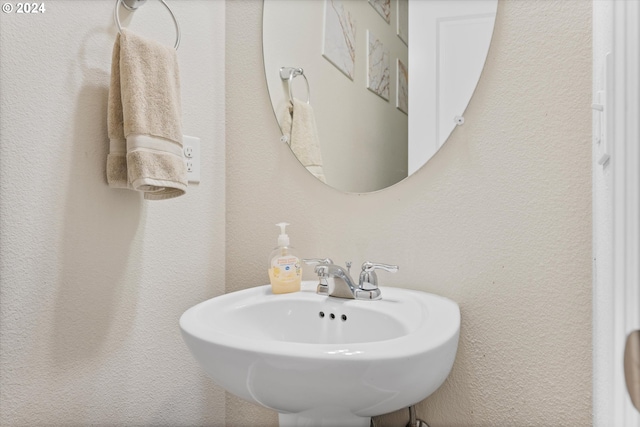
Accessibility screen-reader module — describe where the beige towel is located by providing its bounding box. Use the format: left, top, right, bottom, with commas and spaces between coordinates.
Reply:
280, 98, 326, 183
106, 29, 186, 200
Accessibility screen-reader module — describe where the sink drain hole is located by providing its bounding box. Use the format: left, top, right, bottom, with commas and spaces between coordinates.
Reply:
330, 313, 335, 319
341, 314, 347, 321
319, 311, 325, 318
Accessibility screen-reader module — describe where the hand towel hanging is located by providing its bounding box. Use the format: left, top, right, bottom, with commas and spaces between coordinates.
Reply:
280, 98, 326, 183
106, 28, 187, 200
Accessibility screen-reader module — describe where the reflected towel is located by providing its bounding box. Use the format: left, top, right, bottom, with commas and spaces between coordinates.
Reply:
280, 98, 326, 183
106, 29, 186, 200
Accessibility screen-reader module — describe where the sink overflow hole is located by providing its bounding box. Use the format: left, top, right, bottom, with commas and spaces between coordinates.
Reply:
318, 312, 347, 322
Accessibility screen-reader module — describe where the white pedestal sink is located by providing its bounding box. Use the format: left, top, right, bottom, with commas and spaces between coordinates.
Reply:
180, 282, 460, 426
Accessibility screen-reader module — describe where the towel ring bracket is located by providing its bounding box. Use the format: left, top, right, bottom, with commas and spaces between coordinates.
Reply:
121, 0, 147, 11
114, 0, 181, 50
280, 67, 310, 105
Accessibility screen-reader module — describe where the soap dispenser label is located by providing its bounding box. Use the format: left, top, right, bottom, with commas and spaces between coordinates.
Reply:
272, 256, 301, 278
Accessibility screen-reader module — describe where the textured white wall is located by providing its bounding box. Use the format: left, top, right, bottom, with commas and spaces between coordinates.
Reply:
226, 0, 592, 426
0, 1, 226, 425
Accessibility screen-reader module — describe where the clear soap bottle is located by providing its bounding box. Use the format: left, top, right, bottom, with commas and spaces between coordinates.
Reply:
268, 222, 302, 294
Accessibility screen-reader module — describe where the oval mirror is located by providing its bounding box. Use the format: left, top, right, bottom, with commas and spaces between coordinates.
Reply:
263, 0, 498, 193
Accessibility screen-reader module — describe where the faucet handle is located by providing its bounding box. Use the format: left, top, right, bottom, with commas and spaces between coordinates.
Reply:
302, 258, 334, 266
362, 262, 399, 273
359, 262, 399, 290
303, 258, 334, 276
303, 258, 335, 295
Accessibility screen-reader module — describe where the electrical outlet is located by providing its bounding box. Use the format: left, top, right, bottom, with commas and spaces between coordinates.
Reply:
183, 135, 201, 184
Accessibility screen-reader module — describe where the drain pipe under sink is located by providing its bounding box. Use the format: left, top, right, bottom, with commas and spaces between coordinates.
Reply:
369, 405, 430, 427
406, 405, 430, 427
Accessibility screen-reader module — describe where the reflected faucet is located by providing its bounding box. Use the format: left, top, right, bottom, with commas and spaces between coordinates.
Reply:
303, 259, 398, 300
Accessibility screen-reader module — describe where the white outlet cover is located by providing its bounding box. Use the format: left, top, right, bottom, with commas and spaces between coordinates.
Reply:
183, 135, 201, 184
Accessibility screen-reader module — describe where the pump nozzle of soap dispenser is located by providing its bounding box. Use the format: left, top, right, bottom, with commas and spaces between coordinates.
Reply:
276, 222, 290, 247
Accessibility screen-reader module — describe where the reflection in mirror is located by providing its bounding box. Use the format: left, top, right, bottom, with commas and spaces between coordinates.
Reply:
263, 0, 497, 193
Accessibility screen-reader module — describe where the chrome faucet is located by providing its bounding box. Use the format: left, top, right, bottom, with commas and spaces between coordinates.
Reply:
303, 259, 398, 300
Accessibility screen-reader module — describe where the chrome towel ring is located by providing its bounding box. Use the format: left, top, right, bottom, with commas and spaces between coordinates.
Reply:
280, 67, 311, 104
114, 0, 181, 50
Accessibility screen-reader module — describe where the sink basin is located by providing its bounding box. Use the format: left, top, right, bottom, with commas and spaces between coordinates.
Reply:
180, 281, 460, 427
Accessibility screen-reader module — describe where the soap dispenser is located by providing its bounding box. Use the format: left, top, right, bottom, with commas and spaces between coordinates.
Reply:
268, 222, 302, 294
